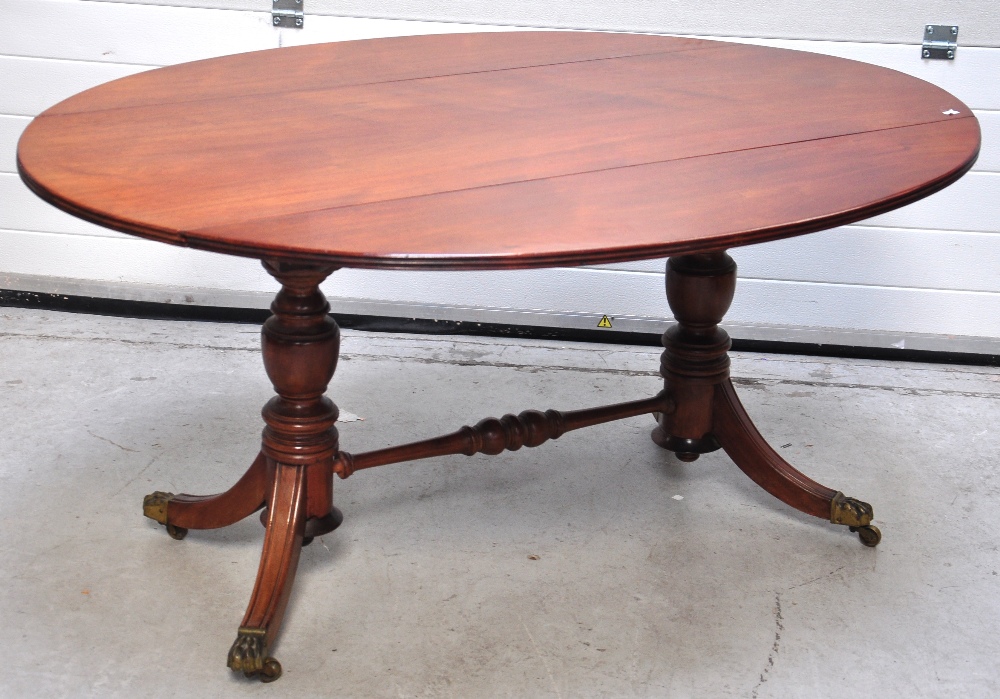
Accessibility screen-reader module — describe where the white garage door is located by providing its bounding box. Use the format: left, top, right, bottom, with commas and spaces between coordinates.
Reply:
2, 0, 998, 354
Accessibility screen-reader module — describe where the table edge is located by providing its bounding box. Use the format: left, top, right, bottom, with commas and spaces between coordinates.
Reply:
17, 123, 980, 271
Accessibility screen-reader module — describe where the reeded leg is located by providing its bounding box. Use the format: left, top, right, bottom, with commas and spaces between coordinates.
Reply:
143, 452, 270, 539
713, 379, 880, 546
226, 259, 344, 681
713, 379, 835, 517
652, 251, 880, 546
227, 461, 307, 682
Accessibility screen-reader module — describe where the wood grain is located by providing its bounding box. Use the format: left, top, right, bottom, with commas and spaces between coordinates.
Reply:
17, 32, 981, 269
41, 32, 698, 115
191, 119, 981, 268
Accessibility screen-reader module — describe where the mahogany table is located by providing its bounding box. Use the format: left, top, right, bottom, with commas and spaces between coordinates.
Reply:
17, 32, 980, 682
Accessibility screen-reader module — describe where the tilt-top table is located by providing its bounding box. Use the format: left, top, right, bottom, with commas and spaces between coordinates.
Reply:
17, 32, 980, 682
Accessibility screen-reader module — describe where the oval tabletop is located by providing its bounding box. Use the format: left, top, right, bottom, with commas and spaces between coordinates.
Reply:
18, 32, 980, 270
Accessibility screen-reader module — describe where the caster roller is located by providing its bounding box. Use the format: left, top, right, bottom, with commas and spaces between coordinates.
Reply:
260, 658, 282, 683
850, 524, 881, 548
166, 523, 188, 540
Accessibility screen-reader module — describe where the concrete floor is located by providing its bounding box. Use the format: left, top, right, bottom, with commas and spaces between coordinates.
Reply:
0, 308, 998, 698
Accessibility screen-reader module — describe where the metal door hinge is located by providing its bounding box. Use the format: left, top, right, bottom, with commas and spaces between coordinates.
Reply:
272, 0, 304, 28
922, 25, 957, 59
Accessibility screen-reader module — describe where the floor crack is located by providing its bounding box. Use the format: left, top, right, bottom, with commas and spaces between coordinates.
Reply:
86, 430, 138, 453
751, 592, 784, 699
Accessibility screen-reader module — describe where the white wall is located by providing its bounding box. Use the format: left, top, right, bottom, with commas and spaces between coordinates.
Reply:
2, 0, 999, 350
90, 0, 1000, 47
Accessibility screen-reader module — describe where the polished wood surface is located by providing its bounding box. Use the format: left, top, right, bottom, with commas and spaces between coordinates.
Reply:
17, 32, 979, 269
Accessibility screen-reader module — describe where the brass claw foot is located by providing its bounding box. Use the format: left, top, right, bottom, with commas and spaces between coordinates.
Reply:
830, 492, 881, 547
228, 627, 283, 683
143, 491, 188, 539
142, 491, 174, 524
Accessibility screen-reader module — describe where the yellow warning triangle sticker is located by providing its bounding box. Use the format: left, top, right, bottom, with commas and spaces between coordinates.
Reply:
597, 315, 613, 328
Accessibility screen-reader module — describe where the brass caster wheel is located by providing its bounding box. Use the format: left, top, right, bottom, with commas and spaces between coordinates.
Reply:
850, 524, 881, 548
260, 658, 282, 683
166, 523, 188, 540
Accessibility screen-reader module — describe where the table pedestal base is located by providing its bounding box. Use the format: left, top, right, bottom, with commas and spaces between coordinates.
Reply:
651, 252, 880, 547
142, 252, 879, 681
146, 260, 343, 682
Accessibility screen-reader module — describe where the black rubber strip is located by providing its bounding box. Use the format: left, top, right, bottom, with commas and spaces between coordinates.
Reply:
1, 288, 996, 367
